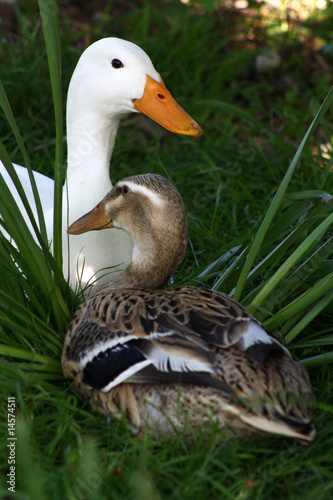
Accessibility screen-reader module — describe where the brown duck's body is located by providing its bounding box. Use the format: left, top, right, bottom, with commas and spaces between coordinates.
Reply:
62, 174, 315, 442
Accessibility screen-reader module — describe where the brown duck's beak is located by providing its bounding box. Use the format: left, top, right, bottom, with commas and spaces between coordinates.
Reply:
67, 200, 114, 235
132, 74, 203, 137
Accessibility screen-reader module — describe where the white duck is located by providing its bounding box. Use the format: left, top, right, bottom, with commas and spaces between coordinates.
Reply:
0, 38, 202, 289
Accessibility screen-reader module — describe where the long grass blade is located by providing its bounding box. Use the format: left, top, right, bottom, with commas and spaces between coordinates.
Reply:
263, 273, 333, 330
250, 213, 333, 310
284, 289, 333, 344
301, 351, 333, 367
0, 166, 71, 329
0, 345, 60, 366
0, 86, 47, 242
38, 0, 64, 269
233, 85, 333, 302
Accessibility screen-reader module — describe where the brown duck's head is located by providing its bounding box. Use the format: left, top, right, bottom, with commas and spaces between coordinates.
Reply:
68, 173, 188, 288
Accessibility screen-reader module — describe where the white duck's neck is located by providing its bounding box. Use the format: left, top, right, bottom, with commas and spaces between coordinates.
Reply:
65, 111, 120, 218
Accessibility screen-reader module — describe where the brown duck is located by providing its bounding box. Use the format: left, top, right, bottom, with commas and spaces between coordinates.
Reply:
62, 173, 315, 442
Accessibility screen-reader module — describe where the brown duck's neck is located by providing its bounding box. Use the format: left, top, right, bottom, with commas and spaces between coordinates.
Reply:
93, 216, 188, 294
93, 249, 178, 296
109, 260, 172, 290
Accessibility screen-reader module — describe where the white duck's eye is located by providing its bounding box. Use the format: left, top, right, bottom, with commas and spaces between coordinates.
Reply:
111, 59, 124, 69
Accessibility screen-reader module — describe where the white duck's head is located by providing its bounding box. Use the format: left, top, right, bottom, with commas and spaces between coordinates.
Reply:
68, 173, 188, 289
67, 37, 203, 136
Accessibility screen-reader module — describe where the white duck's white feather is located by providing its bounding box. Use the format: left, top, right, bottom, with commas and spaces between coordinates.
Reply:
0, 38, 163, 288
0, 163, 54, 238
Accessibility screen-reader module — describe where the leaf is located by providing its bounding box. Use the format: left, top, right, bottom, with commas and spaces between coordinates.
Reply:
38, 0, 64, 269
250, 213, 333, 310
233, 85, 333, 302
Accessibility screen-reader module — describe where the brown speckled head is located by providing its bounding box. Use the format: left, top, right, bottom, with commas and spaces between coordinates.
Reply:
68, 173, 188, 289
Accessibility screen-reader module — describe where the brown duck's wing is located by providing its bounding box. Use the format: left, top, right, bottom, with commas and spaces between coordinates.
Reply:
72, 327, 221, 394
64, 289, 221, 393
150, 287, 290, 362
64, 286, 289, 393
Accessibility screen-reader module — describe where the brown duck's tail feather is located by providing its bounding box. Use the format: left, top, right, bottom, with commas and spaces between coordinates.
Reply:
277, 414, 316, 442
238, 412, 316, 442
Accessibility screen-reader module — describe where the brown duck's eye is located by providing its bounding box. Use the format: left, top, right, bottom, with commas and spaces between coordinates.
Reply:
111, 59, 124, 69
122, 185, 129, 194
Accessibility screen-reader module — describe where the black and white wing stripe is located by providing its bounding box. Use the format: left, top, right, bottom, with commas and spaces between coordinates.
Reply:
79, 326, 218, 393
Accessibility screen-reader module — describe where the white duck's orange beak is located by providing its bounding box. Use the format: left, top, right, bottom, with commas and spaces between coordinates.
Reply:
67, 199, 113, 235
132, 75, 203, 137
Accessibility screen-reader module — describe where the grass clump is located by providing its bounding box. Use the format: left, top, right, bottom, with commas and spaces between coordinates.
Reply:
0, 1, 333, 498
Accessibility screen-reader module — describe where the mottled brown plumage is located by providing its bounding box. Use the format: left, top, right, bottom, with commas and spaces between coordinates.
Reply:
62, 174, 315, 442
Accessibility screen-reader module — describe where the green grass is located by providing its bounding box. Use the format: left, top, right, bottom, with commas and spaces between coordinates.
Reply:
1, 1, 333, 498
